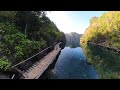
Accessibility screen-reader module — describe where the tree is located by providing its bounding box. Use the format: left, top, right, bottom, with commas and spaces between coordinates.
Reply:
80, 11, 120, 50
0, 11, 66, 71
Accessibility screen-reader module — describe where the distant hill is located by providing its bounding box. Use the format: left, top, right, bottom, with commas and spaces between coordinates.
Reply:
65, 32, 82, 47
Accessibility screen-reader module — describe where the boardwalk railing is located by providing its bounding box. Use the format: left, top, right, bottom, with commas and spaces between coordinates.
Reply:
10, 42, 62, 79
10, 46, 54, 72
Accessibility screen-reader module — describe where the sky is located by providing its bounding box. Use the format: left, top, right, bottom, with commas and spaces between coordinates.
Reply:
47, 11, 107, 34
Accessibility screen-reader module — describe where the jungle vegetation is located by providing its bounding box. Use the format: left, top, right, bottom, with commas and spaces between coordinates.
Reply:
0, 11, 66, 71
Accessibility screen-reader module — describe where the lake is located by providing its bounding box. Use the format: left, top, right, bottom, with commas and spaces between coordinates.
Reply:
42, 45, 99, 79
81, 45, 120, 79
40, 42, 120, 79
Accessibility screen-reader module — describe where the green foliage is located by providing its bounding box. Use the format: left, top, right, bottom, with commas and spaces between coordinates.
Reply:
0, 11, 65, 71
80, 11, 120, 50
14, 46, 24, 59
15, 11, 63, 46
0, 22, 18, 35
80, 11, 120, 79
112, 43, 120, 49
0, 56, 11, 71
0, 11, 16, 23
15, 11, 40, 34
0, 22, 46, 67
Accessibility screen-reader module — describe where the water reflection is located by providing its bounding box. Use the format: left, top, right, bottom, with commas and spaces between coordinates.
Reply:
81, 45, 120, 79
48, 47, 98, 79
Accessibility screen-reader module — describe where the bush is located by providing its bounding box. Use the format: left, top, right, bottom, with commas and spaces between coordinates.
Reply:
112, 43, 120, 49
0, 22, 46, 67
0, 56, 11, 71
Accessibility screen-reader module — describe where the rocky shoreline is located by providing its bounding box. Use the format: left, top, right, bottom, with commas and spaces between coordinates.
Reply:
88, 42, 120, 53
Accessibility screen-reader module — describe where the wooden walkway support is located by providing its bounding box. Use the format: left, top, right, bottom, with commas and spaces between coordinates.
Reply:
19, 42, 61, 79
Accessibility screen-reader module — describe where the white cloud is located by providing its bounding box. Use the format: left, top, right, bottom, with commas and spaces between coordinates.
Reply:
47, 11, 86, 34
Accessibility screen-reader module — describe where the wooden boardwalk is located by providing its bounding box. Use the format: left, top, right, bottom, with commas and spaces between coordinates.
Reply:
22, 43, 61, 79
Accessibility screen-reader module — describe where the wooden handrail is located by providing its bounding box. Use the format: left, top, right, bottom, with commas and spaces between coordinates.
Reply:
11, 74, 15, 79
10, 42, 62, 69
10, 46, 52, 69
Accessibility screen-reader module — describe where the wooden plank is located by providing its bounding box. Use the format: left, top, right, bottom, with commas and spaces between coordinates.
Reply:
22, 47, 61, 79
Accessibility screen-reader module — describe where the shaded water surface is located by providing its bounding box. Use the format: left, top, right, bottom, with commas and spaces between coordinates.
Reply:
40, 43, 120, 79
81, 45, 120, 79
46, 46, 98, 79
